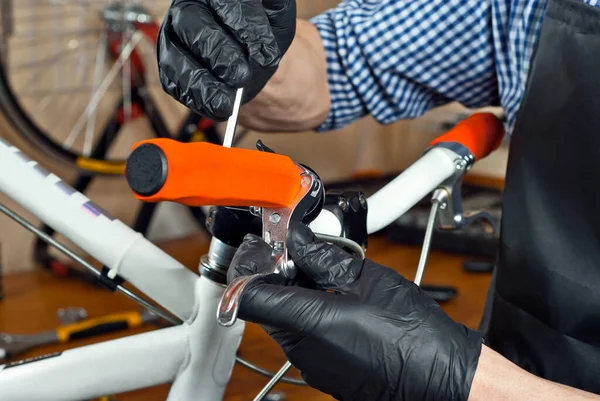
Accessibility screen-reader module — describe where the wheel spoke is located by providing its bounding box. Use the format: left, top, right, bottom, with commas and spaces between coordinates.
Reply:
122, 2, 133, 127
53, 4, 63, 91
82, 30, 107, 156
11, 46, 95, 70
23, 58, 54, 90
47, 95, 73, 135
10, 29, 103, 47
2, 0, 178, 167
64, 29, 142, 150
33, 95, 53, 114
28, 0, 36, 91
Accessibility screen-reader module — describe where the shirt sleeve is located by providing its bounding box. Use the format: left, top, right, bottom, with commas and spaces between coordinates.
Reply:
310, 0, 500, 132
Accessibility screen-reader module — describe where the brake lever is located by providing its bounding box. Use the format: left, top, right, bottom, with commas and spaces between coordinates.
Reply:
216, 166, 323, 327
433, 188, 498, 233
415, 141, 498, 286
427, 142, 498, 234
216, 87, 323, 327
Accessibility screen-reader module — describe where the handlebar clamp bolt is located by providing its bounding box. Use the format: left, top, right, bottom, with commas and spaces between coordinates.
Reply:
338, 197, 349, 212
454, 158, 468, 171
359, 194, 367, 209
206, 209, 217, 227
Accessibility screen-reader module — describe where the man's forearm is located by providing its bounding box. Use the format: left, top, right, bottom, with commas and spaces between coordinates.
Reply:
469, 345, 599, 401
238, 20, 330, 133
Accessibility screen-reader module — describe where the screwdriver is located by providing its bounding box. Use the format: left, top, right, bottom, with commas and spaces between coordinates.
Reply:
0, 310, 159, 360
218, 86, 297, 399
223, 88, 244, 148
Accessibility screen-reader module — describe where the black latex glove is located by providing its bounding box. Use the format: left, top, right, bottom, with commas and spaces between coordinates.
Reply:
157, 0, 296, 121
228, 222, 483, 401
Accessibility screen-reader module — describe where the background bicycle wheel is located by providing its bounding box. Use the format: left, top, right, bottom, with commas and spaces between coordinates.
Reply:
0, 0, 349, 272
0, 1, 338, 176
0, 0, 199, 175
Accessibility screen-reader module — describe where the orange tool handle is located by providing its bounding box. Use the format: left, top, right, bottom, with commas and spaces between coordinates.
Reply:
125, 138, 304, 208
429, 113, 505, 160
56, 311, 143, 343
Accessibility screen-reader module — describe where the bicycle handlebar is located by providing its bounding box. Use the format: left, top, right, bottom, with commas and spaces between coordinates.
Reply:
125, 139, 304, 208
126, 113, 504, 223
337, 112, 505, 235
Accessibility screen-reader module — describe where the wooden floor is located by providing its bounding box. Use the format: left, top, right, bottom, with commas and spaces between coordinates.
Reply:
0, 233, 493, 401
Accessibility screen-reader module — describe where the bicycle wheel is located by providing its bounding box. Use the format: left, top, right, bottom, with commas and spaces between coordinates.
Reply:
0, 0, 221, 176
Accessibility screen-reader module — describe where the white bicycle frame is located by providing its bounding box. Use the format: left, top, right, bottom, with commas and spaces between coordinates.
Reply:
0, 135, 473, 401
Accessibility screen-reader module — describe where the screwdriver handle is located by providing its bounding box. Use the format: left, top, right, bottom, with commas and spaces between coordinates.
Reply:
56, 311, 145, 342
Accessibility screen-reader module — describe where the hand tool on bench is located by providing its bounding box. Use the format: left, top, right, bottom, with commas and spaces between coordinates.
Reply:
0, 309, 159, 360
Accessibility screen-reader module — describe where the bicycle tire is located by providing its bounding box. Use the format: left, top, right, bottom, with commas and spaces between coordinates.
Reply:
0, 62, 229, 177
0, 63, 121, 175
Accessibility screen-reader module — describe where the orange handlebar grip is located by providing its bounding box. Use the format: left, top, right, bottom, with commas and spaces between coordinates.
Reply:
125, 138, 304, 208
429, 113, 505, 161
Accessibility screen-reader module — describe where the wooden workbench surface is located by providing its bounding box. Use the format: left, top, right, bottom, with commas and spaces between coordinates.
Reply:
0, 233, 493, 401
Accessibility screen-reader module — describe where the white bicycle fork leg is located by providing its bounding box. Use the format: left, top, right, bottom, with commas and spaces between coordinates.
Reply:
168, 276, 245, 401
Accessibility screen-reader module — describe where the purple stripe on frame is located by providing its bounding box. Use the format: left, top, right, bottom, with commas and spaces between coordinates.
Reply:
81, 201, 115, 221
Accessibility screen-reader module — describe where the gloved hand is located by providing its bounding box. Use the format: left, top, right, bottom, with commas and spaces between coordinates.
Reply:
228, 222, 483, 401
157, 0, 296, 121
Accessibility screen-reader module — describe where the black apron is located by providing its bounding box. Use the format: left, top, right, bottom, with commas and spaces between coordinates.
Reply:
481, 0, 600, 392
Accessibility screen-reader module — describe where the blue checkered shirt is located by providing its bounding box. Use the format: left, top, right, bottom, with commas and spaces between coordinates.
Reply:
311, 0, 600, 134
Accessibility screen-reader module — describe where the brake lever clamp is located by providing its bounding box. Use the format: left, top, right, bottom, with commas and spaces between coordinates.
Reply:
428, 142, 498, 234
432, 188, 498, 233
216, 165, 324, 327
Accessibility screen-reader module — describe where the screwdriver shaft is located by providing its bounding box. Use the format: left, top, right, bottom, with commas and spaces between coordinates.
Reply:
223, 88, 244, 148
